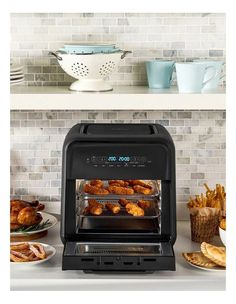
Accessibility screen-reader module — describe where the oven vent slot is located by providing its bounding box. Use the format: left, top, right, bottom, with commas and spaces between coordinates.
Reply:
90, 250, 142, 254
104, 261, 114, 265
81, 258, 94, 262
77, 244, 162, 256
143, 258, 157, 262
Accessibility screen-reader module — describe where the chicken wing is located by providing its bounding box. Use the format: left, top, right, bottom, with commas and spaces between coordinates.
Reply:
108, 180, 129, 187
90, 179, 104, 188
108, 185, 134, 195
118, 198, 132, 207
105, 203, 121, 214
133, 185, 153, 195
118, 198, 144, 216
84, 184, 109, 195
125, 203, 144, 216
87, 199, 103, 215
137, 200, 151, 209
128, 180, 153, 189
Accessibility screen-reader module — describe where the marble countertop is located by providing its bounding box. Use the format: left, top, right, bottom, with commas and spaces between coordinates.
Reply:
10, 220, 225, 291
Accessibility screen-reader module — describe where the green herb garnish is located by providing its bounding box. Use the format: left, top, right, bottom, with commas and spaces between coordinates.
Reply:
11, 219, 52, 233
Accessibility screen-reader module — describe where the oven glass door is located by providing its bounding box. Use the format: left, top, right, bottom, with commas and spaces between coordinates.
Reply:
75, 179, 161, 234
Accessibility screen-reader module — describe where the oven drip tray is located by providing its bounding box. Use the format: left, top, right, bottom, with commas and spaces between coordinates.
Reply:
77, 243, 162, 256
63, 242, 175, 271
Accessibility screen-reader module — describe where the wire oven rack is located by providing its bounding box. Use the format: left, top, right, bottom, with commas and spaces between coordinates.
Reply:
77, 197, 160, 220
76, 180, 161, 232
77, 179, 160, 200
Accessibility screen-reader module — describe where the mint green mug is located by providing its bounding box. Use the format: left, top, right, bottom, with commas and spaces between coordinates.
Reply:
193, 60, 225, 90
146, 60, 175, 89
175, 63, 217, 93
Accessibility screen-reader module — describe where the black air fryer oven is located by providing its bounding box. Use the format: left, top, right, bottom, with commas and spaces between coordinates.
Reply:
61, 123, 176, 272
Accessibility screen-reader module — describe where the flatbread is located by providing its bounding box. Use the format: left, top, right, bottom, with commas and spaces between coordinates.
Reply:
201, 242, 226, 267
182, 252, 218, 268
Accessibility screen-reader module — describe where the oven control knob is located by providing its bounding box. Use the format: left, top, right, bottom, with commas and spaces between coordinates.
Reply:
116, 257, 121, 261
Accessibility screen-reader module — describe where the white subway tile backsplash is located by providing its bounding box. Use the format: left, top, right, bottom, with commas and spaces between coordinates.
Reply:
10, 110, 225, 203
10, 13, 225, 87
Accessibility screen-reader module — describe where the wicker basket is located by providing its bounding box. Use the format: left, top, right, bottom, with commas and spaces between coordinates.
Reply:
190, 213, 219, 243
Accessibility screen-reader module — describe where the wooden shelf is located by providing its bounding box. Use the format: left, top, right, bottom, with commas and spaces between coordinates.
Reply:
10, 85, 226, 110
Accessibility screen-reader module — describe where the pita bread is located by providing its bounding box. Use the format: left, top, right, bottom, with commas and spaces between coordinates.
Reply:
201, 242, 226, 267
182, 252, 218, 268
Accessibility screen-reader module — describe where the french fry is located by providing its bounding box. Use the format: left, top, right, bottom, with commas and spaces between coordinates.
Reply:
187, 183, 226, 213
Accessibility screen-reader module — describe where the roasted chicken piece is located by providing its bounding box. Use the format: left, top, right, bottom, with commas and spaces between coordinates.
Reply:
90, 179, 104, 188
11, 200, 28, 212
105, 203, 121, 214
133, 185, 153, 195
118, 198, 132, 207
108, 180, 129, 187
125, 203, 144, 216
88, 199, 103, 209
10, 200, 44, 231
17, 207, 42, 226
137, 200, 151, 209
108, 185, 134, 195
128, 180, 153, 189
118, 198, 144, 216
87, 199, 103, 215
84, 184, 109, 195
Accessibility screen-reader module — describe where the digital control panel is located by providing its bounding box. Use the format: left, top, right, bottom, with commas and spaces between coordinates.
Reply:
86, 155, 152, 168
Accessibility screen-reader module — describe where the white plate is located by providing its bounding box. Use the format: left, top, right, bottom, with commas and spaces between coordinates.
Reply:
10, 65, 23, 73
219, 227, 226, 246
11, 71, 24, 76
184, 253, 226, 272
10, 81, 25, 86
11, 73, 24, 79
10, 78, 24, 84
10, 242, 56, 265
10, 74, 24, 80
10, 212, 58, 236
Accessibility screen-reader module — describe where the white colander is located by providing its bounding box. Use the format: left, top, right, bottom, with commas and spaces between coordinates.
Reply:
49, 51, 131, 92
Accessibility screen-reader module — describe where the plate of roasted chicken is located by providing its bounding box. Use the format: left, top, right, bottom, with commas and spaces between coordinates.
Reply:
10, 200, 57, 236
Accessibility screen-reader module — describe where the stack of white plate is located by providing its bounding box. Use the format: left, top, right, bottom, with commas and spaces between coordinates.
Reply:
10, 64, 24, 85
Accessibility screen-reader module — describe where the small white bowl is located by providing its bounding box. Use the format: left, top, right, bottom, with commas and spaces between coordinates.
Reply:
219, 227, 226, 246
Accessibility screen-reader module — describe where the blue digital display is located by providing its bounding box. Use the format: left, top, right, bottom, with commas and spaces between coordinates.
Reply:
108, 156, 130, 162
90, 155, 148, 165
